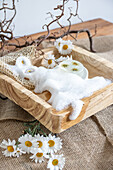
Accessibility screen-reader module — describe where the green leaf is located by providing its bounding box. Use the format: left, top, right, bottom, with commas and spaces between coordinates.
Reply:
22, 121, 47, 137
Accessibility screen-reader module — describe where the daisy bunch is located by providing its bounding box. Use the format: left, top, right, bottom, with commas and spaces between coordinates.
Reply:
0, 132, 65, 169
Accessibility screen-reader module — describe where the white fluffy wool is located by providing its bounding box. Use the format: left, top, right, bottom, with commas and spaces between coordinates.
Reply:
16, 56, 31, 69
6, 56, 32, 78
7, 56, 111, 120
24, 66, 111, 120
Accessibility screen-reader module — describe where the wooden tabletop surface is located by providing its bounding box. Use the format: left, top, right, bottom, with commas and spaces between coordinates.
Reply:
30, 18, 113, 40
1, 18, 113, 52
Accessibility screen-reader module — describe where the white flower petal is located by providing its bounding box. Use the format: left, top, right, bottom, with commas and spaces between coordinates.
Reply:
1, 139, 17, 157
47, 154, 65, 170
45, 134, 62, 154
30, 148, 48, 163
18, 134, 38, 154
43, 54, 56, 69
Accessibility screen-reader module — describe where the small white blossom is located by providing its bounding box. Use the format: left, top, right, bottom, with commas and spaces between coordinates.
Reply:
30, 148, 49, 163
58, 40, 73, 55
0, 139, 16, 157
43, 54, 56, 68
47, 154, 65, 170
18, 134, 38, 154
34, 134, 48, 152
45, 134, 62, 154
14, 147, 26, 157
56, 56, 70, 62
54, 38, 64, 49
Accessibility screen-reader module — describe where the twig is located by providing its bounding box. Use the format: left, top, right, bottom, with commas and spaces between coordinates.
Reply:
0, 0, 97, 55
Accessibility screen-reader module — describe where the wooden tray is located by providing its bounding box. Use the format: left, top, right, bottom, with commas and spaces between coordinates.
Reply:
0, 45, 113, 133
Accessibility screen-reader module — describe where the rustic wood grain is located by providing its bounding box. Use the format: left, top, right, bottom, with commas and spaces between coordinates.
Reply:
52, 46, 113, 132
18, 18, 113, 40
1, 45, 113, 133
1, 18, 113, 133
4, 18, 113, 52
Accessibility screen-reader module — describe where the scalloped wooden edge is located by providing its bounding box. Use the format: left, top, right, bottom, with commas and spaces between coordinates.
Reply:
0, 45, 113, 133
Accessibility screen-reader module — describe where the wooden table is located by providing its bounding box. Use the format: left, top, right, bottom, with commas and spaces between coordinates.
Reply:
30, 18, 113, 40
6, 18, 113, 49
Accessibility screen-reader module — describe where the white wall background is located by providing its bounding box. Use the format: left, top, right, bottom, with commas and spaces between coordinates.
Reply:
8, 0, 113, 37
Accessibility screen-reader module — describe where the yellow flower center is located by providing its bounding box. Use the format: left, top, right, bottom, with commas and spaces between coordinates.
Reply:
37, 141, 43, 148
58, 42, 60, 46
72, 68, 78, 71
48, 59, 52, 65
25, 68, 35, 73
63, 44, 68, 50
48, 140, 55, 147
21, 60, 24, 64
7, 146, 14, 152
72, 62, 78, 65
62, 64, 68, 68
25, 141, 32, 147
27, 70, 32, 73
36, 152, 43, 157
17, 151, 20, 153
52, 159, 59, 166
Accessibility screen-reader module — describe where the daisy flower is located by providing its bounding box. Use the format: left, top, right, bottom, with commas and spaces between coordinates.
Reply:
56, 56, 70, 63
43, 54, 56, 69
54, 38, 64, 49
30, 148, 49, 163
0, 139, 16, 157
16, 56, 31, 69
18, 134, 38, 154
47, 154, 65, 170
14, 147, 26, 157
34, 134, 48, 152
46, 134, 62, 154
58, 40, 73, 55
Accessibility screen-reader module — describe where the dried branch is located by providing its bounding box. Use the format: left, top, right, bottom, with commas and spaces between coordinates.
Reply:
0, 0, 16, 43
0, 0, 96, 56
91, 24, 97, 38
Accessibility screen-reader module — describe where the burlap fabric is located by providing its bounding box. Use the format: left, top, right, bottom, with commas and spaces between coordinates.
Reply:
0, 35, 113, 170
0, 46, 36, 89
